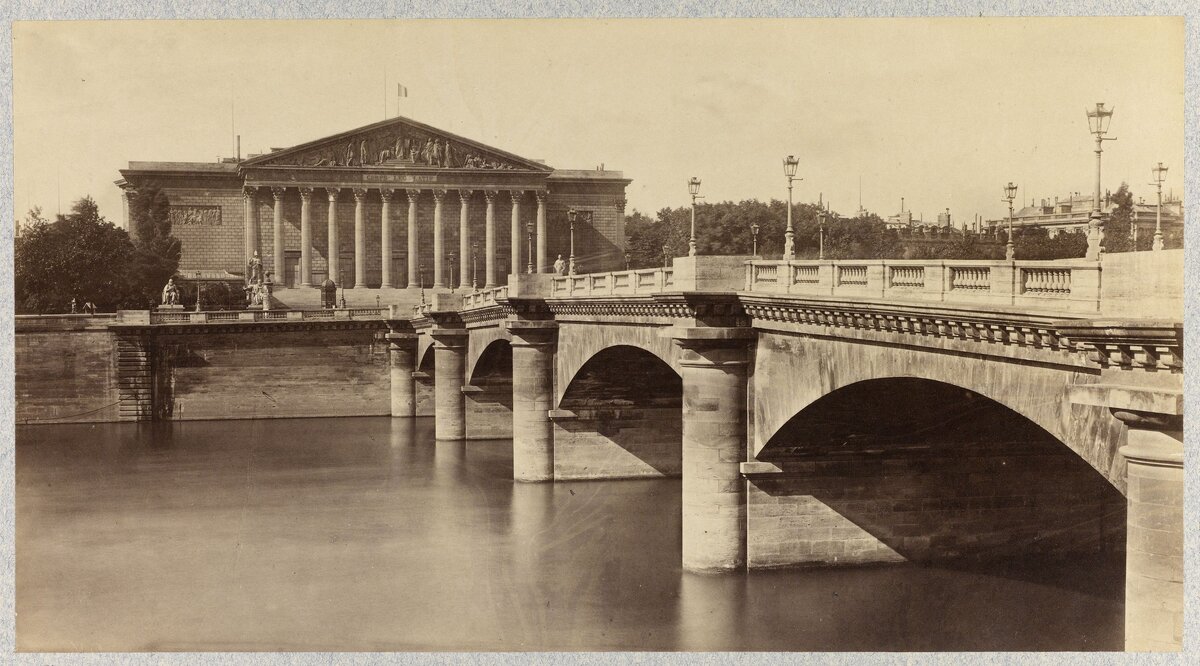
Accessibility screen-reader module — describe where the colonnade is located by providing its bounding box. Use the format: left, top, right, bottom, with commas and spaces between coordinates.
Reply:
242, 186, 549, 288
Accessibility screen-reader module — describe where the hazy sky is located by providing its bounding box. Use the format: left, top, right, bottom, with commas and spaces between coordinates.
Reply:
13, 18, 1185, 227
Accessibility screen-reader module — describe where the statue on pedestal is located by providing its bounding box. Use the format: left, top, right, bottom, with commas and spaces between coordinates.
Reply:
161, 278, 179, 306
553, 254, 566, 276
246, 251, 263, 286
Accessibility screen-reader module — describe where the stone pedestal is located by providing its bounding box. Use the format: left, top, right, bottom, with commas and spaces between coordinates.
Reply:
506, 320, 558, 482
1117, 411, 1183, 652
387, 332, 418, 418
430, 327, 467, 440
156, 304, 185, 311
671, 326, 753, 573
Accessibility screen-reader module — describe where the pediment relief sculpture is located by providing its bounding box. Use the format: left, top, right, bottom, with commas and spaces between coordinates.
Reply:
268, 124, 528, 171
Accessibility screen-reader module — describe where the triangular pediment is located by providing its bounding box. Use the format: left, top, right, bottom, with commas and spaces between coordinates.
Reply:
241, 115, 553, 172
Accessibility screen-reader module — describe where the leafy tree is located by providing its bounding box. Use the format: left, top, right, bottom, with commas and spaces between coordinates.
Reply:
1102, 183, 1136, 253
14, 197, 142, 313
127, 186, 181, 305
1013, 226, 1088, 260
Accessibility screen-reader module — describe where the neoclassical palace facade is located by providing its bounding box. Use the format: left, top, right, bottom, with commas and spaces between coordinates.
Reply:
117, 116, 630, 305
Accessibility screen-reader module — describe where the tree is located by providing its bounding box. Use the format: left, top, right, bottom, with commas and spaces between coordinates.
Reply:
14, 197, 142, 313
1102, 183, 1136, 253
127, 186, 182, 305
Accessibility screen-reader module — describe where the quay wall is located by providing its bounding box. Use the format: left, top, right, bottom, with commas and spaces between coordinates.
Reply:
15, 317, 390, 424
15, 316, 122, 424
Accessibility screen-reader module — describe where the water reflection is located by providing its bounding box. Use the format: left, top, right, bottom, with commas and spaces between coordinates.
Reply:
16, 417, 1122, 651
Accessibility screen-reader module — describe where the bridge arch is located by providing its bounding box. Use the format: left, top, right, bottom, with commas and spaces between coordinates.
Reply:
552, 344, 682, 479
747, 375, 1126, 568
751, 331, 1126, 487
464, 337, 513, 439
554, 324, 679, 405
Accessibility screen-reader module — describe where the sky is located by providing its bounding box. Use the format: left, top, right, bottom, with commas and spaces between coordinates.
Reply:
12, 17, 1186, 228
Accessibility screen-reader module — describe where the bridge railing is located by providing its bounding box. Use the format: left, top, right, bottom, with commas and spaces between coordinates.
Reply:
143, 307, 386, 325
745, 259, 1101, 313
549, 267, 674, 298
461, 284, 509, 309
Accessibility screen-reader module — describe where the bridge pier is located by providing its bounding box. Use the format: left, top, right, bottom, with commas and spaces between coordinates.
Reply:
386, 332, 418, 418
507, 320, 558, 482
672, 326, 754, 573
430, 328, 468, 440
1116, 410, 1183, 652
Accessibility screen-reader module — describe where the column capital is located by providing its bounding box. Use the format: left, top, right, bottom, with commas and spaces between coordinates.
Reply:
665, 326, 755, 367
298, 186, 314, 201
403, 187, 422, 200
510, 190, 527, 204
535, 190, 548, 203
614, 197, 628, 213
432, 188, 448, 202
353, 187, 369, 201
458, 188, 475, 202
326, 187, 342, 202
271, 186, 286, 200
379, 188, 396, 202
484, 189, 498, 203
242, 186, 258, 198
505, 319, 558, 347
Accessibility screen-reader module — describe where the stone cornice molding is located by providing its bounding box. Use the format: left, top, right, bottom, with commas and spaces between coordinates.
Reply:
108, 320, 388, 336
1052, 319, 1182, 372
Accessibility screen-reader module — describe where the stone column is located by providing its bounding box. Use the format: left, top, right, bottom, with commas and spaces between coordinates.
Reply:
506, 320, 558, 482
271, 187, 285, 284
406, 189, 419, 288
380, 189, 394, 288
535, 191, 548, 273
1116, 410, 1184, 652
671, 327, 753, 573
458, 190, 473, 290
299, 187, 313, 287
433, 189, 447, 288
242, 187, 258, 262
510, 191, 524, 277
326, 188, 340, 285
430, 327, 468, 440
484, 190, 498, 287
353, 188, 367, 288
387, 331, 418, 418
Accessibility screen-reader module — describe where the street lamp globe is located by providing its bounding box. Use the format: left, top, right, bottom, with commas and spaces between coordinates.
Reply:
1086, 102, 1114, 136
783, 155, 799, 179
688, 177, 702, 197
687, 178, 702, 256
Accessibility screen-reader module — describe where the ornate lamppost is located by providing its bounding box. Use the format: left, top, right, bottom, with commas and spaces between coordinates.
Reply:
818, 212, 827, 260
418, 263, 426, 305
448, 251, 457, 292
567, 208, 577, 276
624, 251, 631, 271
1151, 162, 1168, 251
1003, 182, 1018, 260
750, 221, 759, 258
526, 220, 535, 274
687, 177, 702, 256
193, 271, 204, 312
662, 244, 671, 268
1085, 102, 1116, 260
783, 155, 800, 259
338, 268, 346, 308
471, 242, 479, 290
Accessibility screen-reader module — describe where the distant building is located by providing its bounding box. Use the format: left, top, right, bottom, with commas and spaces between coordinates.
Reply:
885, 198, 914, 229
985, 191, 1183, 238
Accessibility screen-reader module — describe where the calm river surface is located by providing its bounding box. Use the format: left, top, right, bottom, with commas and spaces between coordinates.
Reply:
16, 417, 1123, 652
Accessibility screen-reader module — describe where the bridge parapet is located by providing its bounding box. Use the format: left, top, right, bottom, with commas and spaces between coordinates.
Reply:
745, 258, 1102, 314
105, 307, 390, 326
550, 267, 675, 298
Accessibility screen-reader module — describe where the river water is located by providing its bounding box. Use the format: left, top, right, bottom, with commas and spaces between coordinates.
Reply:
16, 417, 1123, 652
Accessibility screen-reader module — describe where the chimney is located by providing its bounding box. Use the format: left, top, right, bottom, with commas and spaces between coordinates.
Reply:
901, 197, 905, 212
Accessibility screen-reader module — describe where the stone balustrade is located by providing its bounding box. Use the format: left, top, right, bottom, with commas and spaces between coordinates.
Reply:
141, 307, 386, 325
548, 267, 675, 298
461, 284, 510, 309
745, 259, 1103, 314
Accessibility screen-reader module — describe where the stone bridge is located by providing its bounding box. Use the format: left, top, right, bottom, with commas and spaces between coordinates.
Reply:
388, 251, 1183, 652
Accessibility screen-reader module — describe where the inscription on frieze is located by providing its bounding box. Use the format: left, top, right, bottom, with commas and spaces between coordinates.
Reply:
168, 205, 222, 226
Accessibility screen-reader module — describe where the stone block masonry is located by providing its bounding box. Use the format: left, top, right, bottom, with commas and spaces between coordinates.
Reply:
745, 440, 1126, 569
14, 317, 123, 424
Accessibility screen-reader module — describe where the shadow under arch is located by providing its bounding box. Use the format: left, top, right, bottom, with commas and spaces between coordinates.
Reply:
749, 377, 1125, 577
412, 343, 436, 417
553, 344, 682, 479
465, 339, 513, 439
